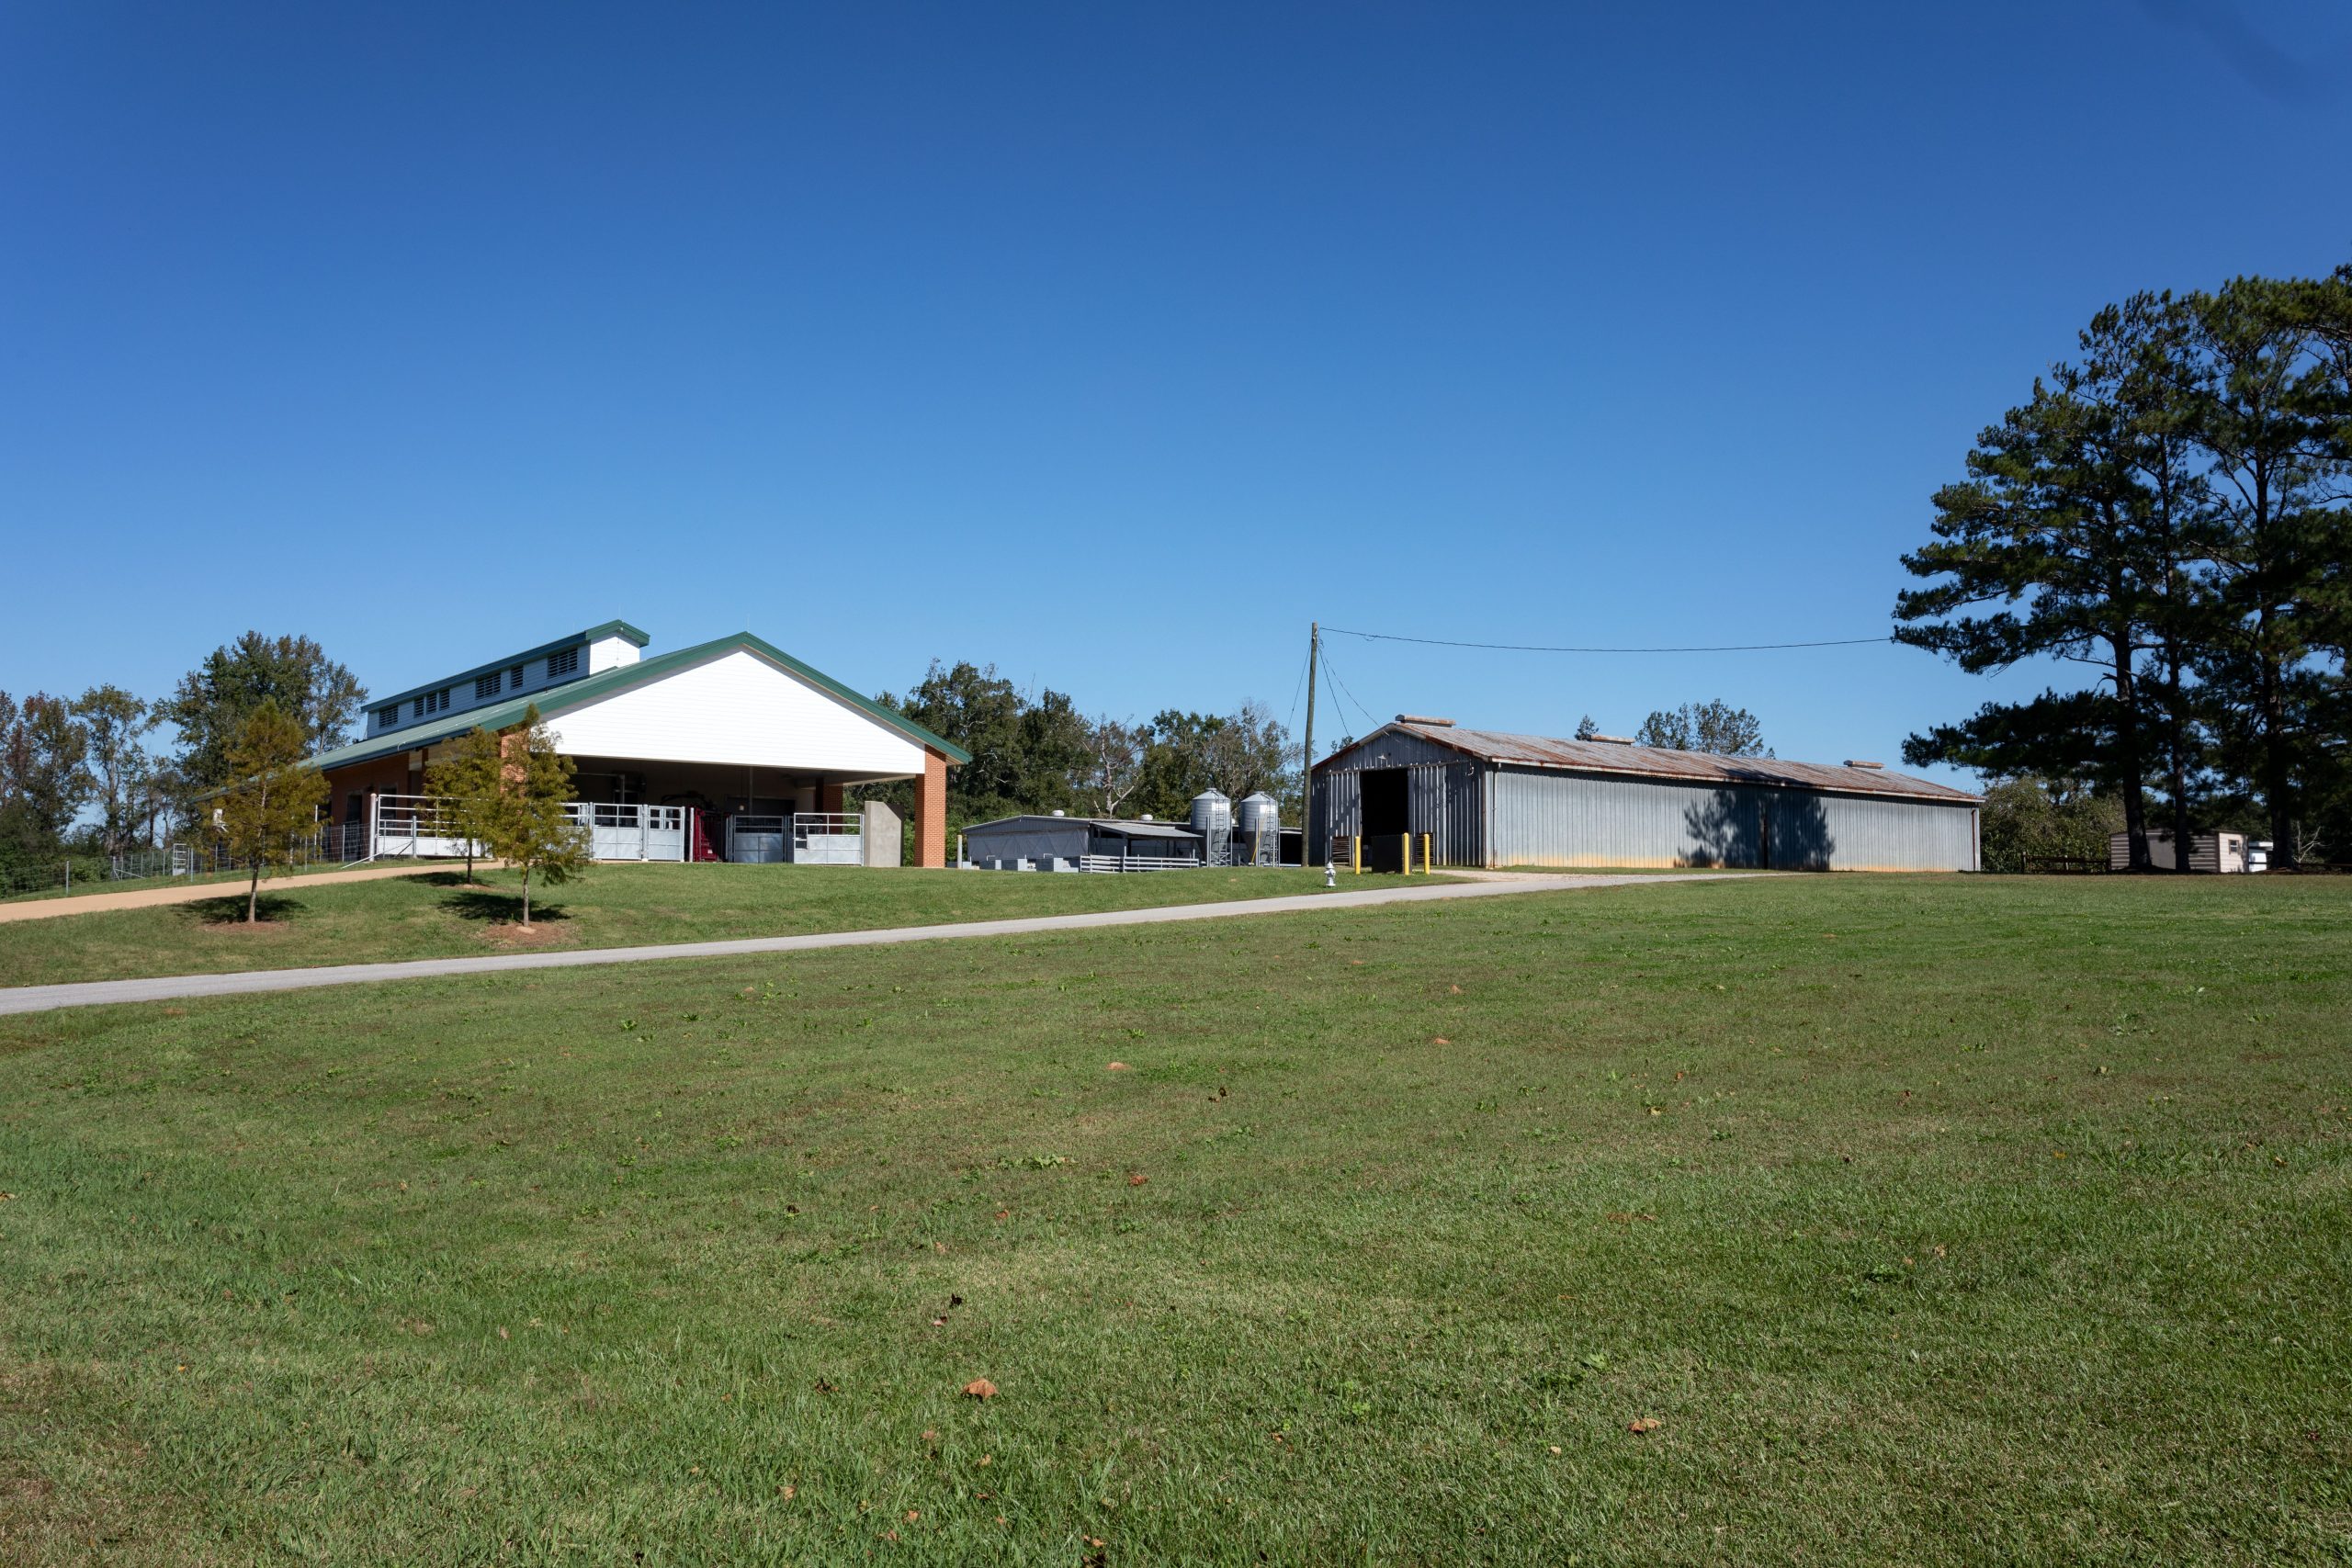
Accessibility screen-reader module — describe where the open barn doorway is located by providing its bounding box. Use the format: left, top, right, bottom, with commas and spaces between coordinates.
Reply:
1359, 768, 1408, 871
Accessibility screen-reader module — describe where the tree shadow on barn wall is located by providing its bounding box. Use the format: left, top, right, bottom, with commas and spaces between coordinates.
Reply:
1682, 786, 1836, 870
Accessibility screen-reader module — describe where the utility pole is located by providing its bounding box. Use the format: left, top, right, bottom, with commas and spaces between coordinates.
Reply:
1301, 622, 1318, 862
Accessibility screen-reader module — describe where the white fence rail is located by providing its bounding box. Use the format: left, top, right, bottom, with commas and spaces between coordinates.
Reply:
1076, 854, 1204, 874
565, 802, 686, 863
362, 796, 861, 868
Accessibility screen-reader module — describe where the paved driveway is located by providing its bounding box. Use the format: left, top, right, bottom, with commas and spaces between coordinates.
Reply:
0, 872, 1747, 1016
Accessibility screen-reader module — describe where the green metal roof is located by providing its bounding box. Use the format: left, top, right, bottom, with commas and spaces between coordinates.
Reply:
310, 631, 970, 773
369, 620, 652, 711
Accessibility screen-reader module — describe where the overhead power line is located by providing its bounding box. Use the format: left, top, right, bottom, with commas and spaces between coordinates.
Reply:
1317, 644, 1379, 738
1322, 624, 1894, 655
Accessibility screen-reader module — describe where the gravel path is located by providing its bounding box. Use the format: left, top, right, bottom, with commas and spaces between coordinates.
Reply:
0, 872, 1743, 1016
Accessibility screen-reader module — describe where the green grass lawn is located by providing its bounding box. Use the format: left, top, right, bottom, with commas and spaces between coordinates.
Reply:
0, 864, 1439, 991
1, 874, 2346, 1564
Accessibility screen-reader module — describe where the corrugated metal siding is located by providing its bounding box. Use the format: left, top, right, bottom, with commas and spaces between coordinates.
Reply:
1311, 761, 1486, 866
1487, 767, 1976, 871
1329, 722, 1978, 806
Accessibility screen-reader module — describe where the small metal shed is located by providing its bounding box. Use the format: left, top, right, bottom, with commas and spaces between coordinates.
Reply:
2109, 829, 2246, 873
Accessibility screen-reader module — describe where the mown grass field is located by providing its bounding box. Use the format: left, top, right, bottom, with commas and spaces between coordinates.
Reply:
1, 874, 2346, 1564
0, 864, 1436, 991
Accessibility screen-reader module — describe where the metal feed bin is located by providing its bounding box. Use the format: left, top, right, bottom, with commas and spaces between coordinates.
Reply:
1236, 791, 1280, 865
1190, 790, 1232, 866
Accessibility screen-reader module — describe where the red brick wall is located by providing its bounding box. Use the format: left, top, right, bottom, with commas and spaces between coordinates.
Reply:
322, 757, 415, 825
914, 750, 948, 868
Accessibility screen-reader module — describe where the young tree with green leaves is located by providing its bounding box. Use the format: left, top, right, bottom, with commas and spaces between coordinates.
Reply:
423, 725, 506, 886
480, 705, 588, 927
214, 700, 327, 923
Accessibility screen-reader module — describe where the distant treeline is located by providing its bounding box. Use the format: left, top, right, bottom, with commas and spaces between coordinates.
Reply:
850, 660, 1295, 832
1898, 263, 2351, 868
0, 634, 362, 872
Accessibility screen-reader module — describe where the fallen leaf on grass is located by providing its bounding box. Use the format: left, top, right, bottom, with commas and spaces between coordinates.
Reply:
963, 1378, 998, 1399
994, 1209, 1010, 1221
1431, 1036, 1452, 1046
1105, 1062, 1131, 1071
778, 1484, 796, 1499
1127, 1172, 1148, 1187
1628, 1418, 1661, 1435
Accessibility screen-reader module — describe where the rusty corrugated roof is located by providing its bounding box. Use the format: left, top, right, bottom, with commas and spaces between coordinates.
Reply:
1328, 723, 1980, 805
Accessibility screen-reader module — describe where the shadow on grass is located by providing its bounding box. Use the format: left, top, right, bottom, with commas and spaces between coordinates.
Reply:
180, 893, 309, 927
440, 886, 570, 925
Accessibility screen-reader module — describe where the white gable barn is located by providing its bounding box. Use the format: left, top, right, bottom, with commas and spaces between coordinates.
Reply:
310, 624, 967, 868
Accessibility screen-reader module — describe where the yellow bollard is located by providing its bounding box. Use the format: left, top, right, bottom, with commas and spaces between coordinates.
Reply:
1400, 832, 1411, 874
1351, 836, 1362, 875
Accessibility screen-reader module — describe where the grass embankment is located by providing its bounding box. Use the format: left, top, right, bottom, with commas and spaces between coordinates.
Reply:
0, 864, 1438, 990
2, 874, 2347, 1563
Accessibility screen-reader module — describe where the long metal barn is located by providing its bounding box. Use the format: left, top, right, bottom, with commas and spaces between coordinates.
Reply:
1311, 719, 1981, 872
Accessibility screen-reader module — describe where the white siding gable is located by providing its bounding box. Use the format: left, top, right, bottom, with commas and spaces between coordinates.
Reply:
545, 649, 928, 776
587, 634, 640, 674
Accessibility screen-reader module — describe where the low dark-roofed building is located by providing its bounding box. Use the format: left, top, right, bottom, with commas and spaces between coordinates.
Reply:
961, 813, 1207, 870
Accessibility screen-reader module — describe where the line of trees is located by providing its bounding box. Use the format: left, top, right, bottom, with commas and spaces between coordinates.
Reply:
0, 633, 363, 874
1632, 700, 1771, 756
1898, 264, 2351, 869
850, 660, 1295, 833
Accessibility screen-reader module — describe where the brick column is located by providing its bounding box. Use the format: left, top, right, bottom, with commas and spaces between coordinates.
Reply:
913, 749, 948, 868
818, 780, 845, 815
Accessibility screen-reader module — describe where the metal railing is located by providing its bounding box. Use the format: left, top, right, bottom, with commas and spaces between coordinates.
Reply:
1076, 853, 1204, 874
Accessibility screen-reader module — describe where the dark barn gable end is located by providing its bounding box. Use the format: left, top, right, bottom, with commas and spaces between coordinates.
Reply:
1310, 721, 1981, 872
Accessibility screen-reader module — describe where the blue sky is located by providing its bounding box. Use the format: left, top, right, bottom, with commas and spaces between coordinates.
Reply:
4, 3, 2347, 782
